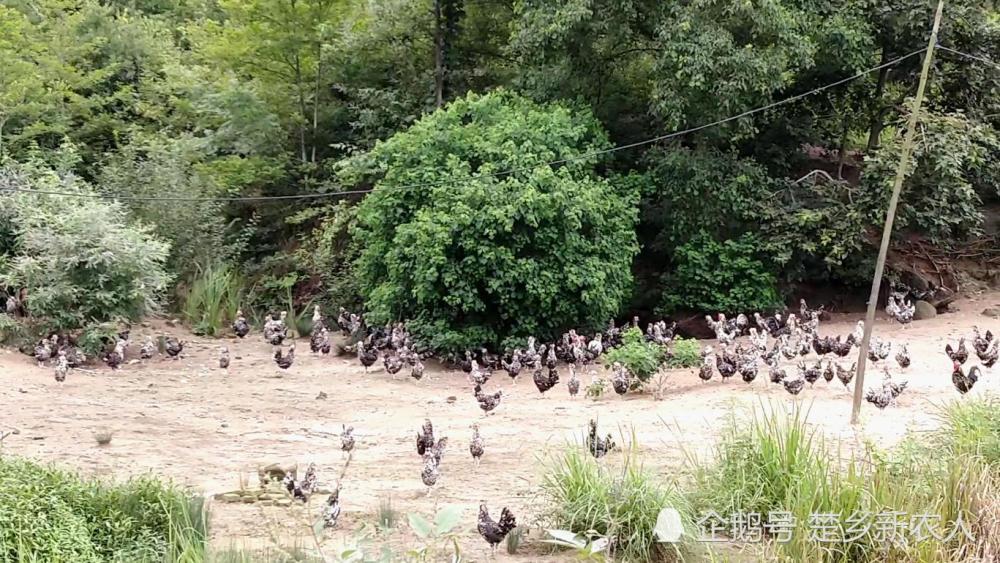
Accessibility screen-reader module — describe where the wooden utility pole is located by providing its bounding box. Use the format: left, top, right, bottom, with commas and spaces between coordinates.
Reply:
851, 0, 945, 425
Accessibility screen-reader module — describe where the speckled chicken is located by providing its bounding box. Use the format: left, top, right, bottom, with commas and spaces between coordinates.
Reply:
945, 338, 968, 365
322, 486, 341, 529
952, 361, 980, 395
978, 339, 998, 368
283, 462, 317, 502
502, 351, 522, 382
886, 294, 915, 325
699, 347, 714, 383
410, 358, 425, 381
716, 348, 737, 381
768, 360, 786, 384
336, 307, 351, 335
611, 362, 630, 397
474, 384, 503, 414
783, 374, 806, 395
477, 502, 517, 554
865, 370, 908, 408
868, 339, 891, 362
533, 366, 559, 395
219, 346, 230, 369
469, 424, 484, 466
383, 351, 404, 378
54, 351, 68, 383
799, 361, 822, 386
358, 342, 378, 372
567, 363, 580, 397
340, 425, 355, 454
274, 343, 295, 370
139, 337, 156, 360
420, 437, 448, 493
34, 336, 55, 366
103, 340, 125, 370
973, 326, 994, 357
232, 309, 250, 339
586, 419, 615, 459
738, 352, 758, 383
264, 311, 288, 346
469, 360, 490, 386
895, 344, 910, 369
164, 337, 184, 359
749, 328, 768, 353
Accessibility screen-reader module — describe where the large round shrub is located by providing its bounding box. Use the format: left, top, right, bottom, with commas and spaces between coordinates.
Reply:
344, 91, 639, 352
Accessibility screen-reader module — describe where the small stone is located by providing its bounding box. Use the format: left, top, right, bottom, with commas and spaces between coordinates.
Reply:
316, 391, 328, 400
982, 307, 1000, 319
217, 493, 241, 503
165, 319, 176, 327
259, 499, 275, 506
220, 422, 229, 428
17, 388, 26, 394
240, 496, 256, 504
446, 396, 457, 404
913, 300, 937, 320
275, 499, 292, 507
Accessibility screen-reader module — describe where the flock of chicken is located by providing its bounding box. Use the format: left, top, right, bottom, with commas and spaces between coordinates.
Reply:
18, 292, 998, 552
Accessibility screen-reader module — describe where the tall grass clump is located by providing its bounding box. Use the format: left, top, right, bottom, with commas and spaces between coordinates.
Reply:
0, 456, 207, 562
541, 435, 692, 562
692, 401, 996, 562
181, 262, 246, 337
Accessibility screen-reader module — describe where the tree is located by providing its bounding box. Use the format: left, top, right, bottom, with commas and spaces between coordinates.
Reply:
344, 91, 639, 352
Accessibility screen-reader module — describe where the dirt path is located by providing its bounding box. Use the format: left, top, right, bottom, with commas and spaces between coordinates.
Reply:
2, 293, 998, 560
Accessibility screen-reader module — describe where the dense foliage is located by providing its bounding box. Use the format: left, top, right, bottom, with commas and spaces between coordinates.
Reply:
0, 0, 998, 341
603, 327, 664, 383
0, 160, 171, 331
0, 456, 206, 562
348, 91, 638, 350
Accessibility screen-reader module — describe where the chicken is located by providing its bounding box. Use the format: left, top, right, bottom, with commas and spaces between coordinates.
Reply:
754, 312, 787, 337
310, 305, 325, 335
283, 463, 318, 502
420, 437, 448, 493
477, 503, 517, 554
544, 346, 558, 369
799, 361, 822, 386
812, 335, 833, 356
895, 344, 910, 369
502, 351, 523, 382
164, 337, 184, 359
416, 419, 434, 457
831, 336, 853, 357
852, 321, 865, 346
979, 339, 998, 368
587, 334, 604, 361
835, 362, 856, 387
868, 338, 891, 362
782, 373, 806, 395
865, 370, 908, 409
469, 360, 490, 386
886, 294, 915, 325
264, 311, 288, 346
232, 309, 250, 338
749, 328, 768, 353
274, 343, 295, 370
945, 338, 969, 365
822, 360, 834, 383
219, 346, 230, 370
54, 351, 68, 383
139, 337, 156, 360
533, 366, 559, 395
699, 347, 714, 383
716, 348, 737, 381
779, 335, 797, 361
340, 425, 355, 454
31, 337, 53, 367
800, 299, 824, 322
103, 340, 125, 370
469, 424, 484, 466
951, 361, 980, 395
474, 384, 504, 415
460, 350, 474, 373
336, 307, 351, 335
738, 352, 758, 384
972, 326, 994, 357
383, 351, 404, 378
410, 358, 425, 381
321, 486, 342, 529
610, 362, 630, 397
310, 324, 328, 354
358, 342, 378, 372
768, 362, 786, 384
567, 363, 580, 397
796, 333, 811, 357
586, 419, 615, 459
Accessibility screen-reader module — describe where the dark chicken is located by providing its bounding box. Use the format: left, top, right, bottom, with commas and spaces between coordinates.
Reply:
358, 342, 378, 372
783, 375, 806, 395
835, 362, 856, 387
533, 366, 559, 395
586, 419, 615, 459
103, 340, 125, 370
232, 309, 250, 338
945, 338, 969, 365
799, 361, 822, 386
283, 463, 317, 502
972, 326, 994, 357
274, 344, 295, 370
383, 351, 404, 378
416, 419, 435, 457
831, 336, 853, 357
477, 503, 517, 554
716, 349, 737, 381
822, 361, 835, 383
952, 361, 980, 395
164, 337, 184, 359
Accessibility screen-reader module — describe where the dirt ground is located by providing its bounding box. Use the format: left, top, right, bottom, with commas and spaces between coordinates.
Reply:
2, 292, 999, 561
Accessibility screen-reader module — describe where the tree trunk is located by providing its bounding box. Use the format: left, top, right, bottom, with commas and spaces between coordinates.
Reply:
836, 115, 850, 179
294, 53, 308, 163
433, 0, 445, 109
312, 41, 322, 163
866, 48, 890, 152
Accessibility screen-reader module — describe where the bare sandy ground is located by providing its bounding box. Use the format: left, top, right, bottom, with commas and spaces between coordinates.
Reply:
2, 292, 999, 561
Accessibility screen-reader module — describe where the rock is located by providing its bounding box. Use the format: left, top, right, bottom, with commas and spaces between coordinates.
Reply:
913, 300, 937, 320
316, 391, 328, 400
982, 307, 1000, 319
215, 493, 242, 503
275, 499, 292, 507
220, 422, 229, 428
446, 396, 457, 404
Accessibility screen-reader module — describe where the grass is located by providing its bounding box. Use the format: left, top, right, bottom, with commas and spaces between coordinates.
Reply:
666, 337, 700, 368
181, 262, 246, 337
690, 400, 1000, 562
376, 496, 399, 531
541, 432, 693, 562
505, 526, 525, 555
0, 455, 207, 562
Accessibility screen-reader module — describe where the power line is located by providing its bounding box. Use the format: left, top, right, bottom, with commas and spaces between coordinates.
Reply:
936, 44, 1000, 70
2, 48, 928, 204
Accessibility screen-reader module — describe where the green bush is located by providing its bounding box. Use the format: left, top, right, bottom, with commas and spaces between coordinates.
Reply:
602, 327, 664, 383
666, 337, 700, 368
0, 456, 207, 562
345, 91, 639, 353
180, 262, 247, 337
0, 161, 172, 331
658, 231, 780, 315
541, 441, 691, 562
